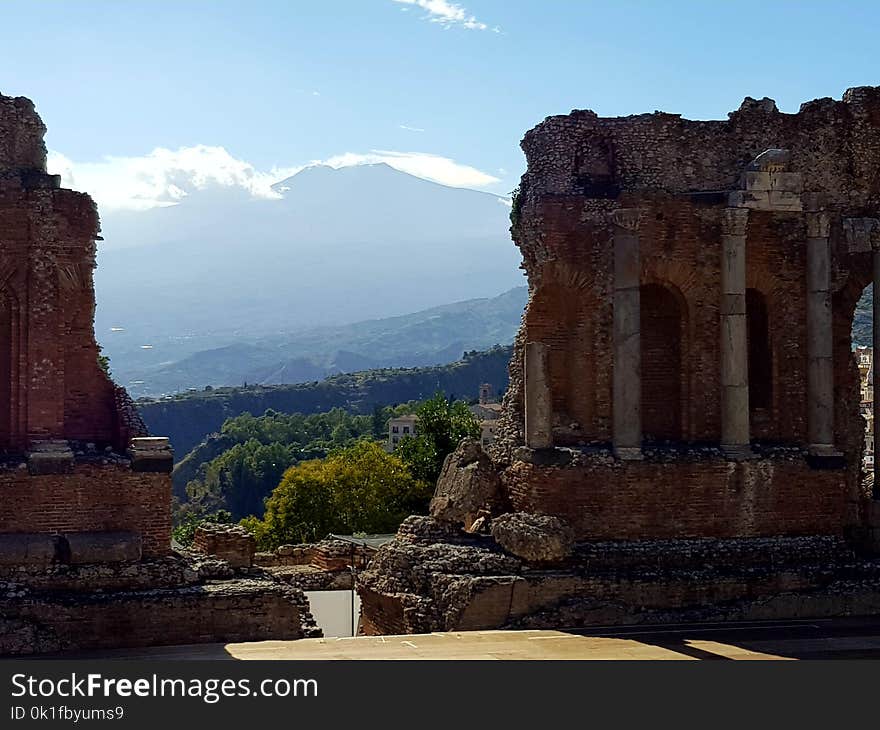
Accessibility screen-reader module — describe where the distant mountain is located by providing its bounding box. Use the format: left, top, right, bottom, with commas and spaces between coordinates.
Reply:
94, 163, 522, 392
138, 344, 514, 458
112, 285, 527, 397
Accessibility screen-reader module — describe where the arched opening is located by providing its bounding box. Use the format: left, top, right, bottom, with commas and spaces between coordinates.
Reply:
746, 289, 772, 412
852, 282, 875, 480
640, 283, 683, 442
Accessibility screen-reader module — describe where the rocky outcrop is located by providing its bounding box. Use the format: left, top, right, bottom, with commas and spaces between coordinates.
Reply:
430, 439, 504, 529
490, 512, 573, 562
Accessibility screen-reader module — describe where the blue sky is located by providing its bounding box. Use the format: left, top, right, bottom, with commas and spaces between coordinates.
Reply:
2, 0, 880, 209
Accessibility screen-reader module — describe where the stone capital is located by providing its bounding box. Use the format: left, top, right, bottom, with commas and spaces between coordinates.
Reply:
843, 217, 880, 253
612, 208, 642, 233
806, 211, 831, 239
721, 207, 749, 237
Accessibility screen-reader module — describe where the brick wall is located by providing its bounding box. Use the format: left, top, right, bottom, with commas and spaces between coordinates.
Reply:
0, 465, 171, 556
0, 93, 145, 452
503, 456, 854, 541
193, 524, 255, 567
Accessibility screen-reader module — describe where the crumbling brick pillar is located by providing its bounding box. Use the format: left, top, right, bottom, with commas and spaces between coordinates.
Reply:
524, 341, 552, 448
720, 207, 752, 459
612, 209, 642, 460
805, 207, 837, 457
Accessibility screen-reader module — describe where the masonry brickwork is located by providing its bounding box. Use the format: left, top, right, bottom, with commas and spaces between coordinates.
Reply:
359, 86, 880, 634
0, 93, 317, 654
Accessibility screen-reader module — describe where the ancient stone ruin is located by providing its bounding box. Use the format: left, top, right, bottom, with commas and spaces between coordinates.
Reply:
0, 94, 317, 654
359, 86, 880, 634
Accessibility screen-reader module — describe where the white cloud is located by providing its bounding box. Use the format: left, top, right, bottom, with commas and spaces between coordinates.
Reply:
47, 147, 302, 212
392, 0, 496, 31
399, 124, 426, 132
320, 150, 499, 188
48, 146, 499, 211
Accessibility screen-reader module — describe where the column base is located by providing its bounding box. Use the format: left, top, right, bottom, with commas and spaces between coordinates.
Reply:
721, 444, 757, 461
613, 446, 644, 461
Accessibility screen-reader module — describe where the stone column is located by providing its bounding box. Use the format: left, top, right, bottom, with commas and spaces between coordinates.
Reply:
806, 210, 837, 456
720, 208, 753, 459
524, 341, 552, 449
612, 209, 642, 460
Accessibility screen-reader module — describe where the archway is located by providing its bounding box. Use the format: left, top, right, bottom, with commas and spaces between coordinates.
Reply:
640, 283, 683, 442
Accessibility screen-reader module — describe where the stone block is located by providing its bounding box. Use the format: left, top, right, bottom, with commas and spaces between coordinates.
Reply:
27, 440, 74, 475
740, 170, 772, 191
768, 190, 803, 211
491, 512, 574, 562
129, 436, 174, 473
64, 530, 143, 564
769, 171, 803, 193
0, 534, 61, 567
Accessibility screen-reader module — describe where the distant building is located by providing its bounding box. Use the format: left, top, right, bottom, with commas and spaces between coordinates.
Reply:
858, 347, 875, 470
479, 383, 494, 405
470, 401, 503, 421
387, 414, 418, 451
479, 420, 497, 448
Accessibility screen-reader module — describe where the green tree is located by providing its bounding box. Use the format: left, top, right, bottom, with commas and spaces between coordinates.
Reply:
97, 344, 111, 377
241, 441, 431, 549
395, 392, 480, 485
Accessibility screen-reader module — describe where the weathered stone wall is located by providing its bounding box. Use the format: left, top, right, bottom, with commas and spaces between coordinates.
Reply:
0, 463, 171, 556
492, 86, 880, 539
193, 523, 255, 568
358, 516, 880, 636
0, 550, 321, 655
503, 451, 853, 541
0, 92, 138, 451
0, 96, 46, 171
361, 88, 880, 636
502, 92, 880, 454
0, 583, 304, 655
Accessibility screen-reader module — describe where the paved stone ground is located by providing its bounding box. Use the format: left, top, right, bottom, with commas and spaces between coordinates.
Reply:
59, 617, 880, 660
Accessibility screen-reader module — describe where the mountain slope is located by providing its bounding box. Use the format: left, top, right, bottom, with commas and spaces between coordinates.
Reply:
115, 285, 527, 397
94, 163, 521, 388
138, 344, 512, 457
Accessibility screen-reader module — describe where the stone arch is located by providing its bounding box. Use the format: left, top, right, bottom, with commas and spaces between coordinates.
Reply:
524, 261, 606, 444
746, 264, 799, 442
640, 282, 687, 442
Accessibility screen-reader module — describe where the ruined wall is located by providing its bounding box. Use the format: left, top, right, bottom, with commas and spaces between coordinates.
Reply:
0, 96, 46, 171
500, 88, 880, 459
0, 464, 171, 556
360, 88, 880, 637
193, 523, 255, 568
503, 453, 852, 541
0, 93, 135, 451
471, 88, 880, 549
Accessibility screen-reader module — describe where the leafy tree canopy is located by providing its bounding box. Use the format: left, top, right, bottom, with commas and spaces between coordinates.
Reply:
395, 392, 480, 485
242, 441, 431, 549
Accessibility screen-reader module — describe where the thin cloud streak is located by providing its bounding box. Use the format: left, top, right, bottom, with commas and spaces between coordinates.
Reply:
391, 0, 498, 32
